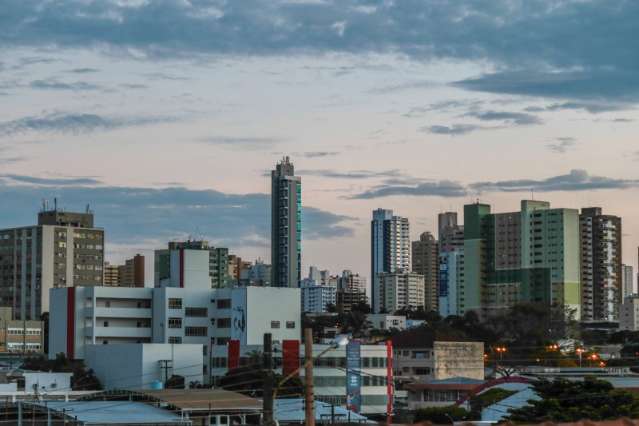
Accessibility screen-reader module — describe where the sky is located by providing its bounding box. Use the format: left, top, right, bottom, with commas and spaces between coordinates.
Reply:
1, 0, 638, 285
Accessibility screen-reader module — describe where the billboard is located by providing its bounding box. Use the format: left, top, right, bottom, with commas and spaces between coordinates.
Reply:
346, 341, 362, 412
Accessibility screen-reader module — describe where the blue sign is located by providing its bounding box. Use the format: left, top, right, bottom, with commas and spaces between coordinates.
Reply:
346, 341, 362, 412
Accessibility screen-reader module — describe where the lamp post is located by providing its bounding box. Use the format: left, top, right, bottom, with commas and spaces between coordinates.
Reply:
273, 330, 350, 426
576, 348, 584, 367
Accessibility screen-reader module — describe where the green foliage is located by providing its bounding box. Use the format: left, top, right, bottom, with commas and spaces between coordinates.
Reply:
507, 378, 639, 423
413, 406, 472, 424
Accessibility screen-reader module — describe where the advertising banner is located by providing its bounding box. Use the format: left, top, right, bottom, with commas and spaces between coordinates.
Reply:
346, 341, 362, 412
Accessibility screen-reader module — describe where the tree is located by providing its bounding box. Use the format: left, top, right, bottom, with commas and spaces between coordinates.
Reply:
413, 406, 472, 423
165, 374, 185, 389
507, 378, 639, 423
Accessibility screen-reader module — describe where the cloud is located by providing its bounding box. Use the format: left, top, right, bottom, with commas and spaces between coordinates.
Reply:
299, 169, 403, 179
2, 1, 638, 101
0, 179, 355, 248
546, 137, 576, 154
200, 136, 283, 150
423, 124, 484, 136
296, 151, 340, 158
525, 101, 630, 114
29, 79, 102, 91
471, 169, 639, 193
463, 110, 542, 126
0, 112, 176, 136
349, 169, 639, 199
455, 69, 639, 102
0, 174, 102, 186
68, 67, 100, 74
350, 180, 468, 199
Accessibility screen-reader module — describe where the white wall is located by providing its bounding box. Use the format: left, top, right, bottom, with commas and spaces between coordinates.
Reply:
245, 287, 301, 344
24, 372, 72, 393
85, 343, 203, 390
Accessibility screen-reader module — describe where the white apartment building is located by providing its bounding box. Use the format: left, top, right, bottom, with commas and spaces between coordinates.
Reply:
210, 342, 390, 415
301, 281, 337, 313
367, 314, 407, 331
377, 272, 425, 313
49, 285, 301, 384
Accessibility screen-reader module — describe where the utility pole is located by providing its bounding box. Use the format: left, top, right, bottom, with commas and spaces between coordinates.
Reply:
159, 360, 172, 386
304, 328, 315, 426
263, 333, 274, 426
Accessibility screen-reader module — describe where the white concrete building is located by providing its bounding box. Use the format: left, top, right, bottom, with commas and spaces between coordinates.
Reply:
301, 281, 337, 313
210, 342, 390, 415
377, 272, 425, 313
620, 295, 639, 331
85, 343, 203, 389
367, 314, 407, 331
49, 285, 301, 384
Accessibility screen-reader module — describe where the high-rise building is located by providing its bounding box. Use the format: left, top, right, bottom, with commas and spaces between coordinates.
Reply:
412, 232, 439, 312
622, 264, 634, 299
0, 206, 104, 320
463, 200, 581, 318
438, 212, 457, 238
271, 157, 302, 288
239, 259, 271, 287
378, 272, 425, 313
371, 209, 410, 313
438, 250, 464, 317
104, 255, 145, 287
154, 241, 229, 288
580, 207, 622, 322
335, 270, 368, 313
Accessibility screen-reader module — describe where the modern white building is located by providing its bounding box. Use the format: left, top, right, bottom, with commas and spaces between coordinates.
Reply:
301, 281, 337, 313
210, 342, 390, 415
367, 314, 407, 331
371, 209, 410, 313
85, 343, 204, 389
377, 272, 425, 313
49, 285, 301, 384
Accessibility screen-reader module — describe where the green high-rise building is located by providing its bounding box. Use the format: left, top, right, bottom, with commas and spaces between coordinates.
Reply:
463, 200, 581, 318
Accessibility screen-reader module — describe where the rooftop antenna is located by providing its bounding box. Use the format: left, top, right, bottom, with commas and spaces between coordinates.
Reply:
86, 204, 90, 213
531, 188, 535, 200
54, 197, 57, 211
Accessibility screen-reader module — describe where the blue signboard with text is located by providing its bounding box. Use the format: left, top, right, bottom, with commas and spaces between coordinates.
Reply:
346, 341, 362, 413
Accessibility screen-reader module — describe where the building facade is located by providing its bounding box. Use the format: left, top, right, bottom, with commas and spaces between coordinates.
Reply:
104, 254, 145, 287
438, 250, 464, 318
412, 232, 439, 312
620, 295, 639, 331
623, 264, 634, 299
0, 307, 44, 353
301, 281, 337, 313
271, 157, 302, 288
154, 241, 230, 289
49, 284, 301, 383
377, 272, 425, 313
463, 200, 581, 318
371, 209, 410, 313
0, 208, 104, 320
580, 208, 622, 322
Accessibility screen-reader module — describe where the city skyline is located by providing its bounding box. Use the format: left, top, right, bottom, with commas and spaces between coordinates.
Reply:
1, 1, 638, 282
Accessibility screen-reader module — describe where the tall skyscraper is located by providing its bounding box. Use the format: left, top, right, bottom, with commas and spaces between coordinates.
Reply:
463, 200, 581, 318
271, 157, 302, 288
0, 206, 104, 320
370, 209, 410, 313
622, 264, 634, 299
412, 232, 439, 312
438, 212, 458, 240
103, 254, 145, 287
580, 207, 622, 321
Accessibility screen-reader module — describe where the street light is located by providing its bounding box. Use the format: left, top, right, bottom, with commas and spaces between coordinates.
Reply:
575, 348, 584, 367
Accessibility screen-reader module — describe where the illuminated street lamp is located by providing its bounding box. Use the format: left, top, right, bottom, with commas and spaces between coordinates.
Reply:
575, 348, 585, 367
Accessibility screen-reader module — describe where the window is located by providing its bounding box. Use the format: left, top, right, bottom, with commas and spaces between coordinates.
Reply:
217, 318, 231, 328
217, 337, 230, 345
185, 307, 208, 317
286, 321, 295, 329
103, 321, 109, 327
271, 321, 280, 329
185, 326, 208, 337
168, 298, 182, 309
168, 336, 182, 344
217, 299, 231, 309
168, 318, 182, 328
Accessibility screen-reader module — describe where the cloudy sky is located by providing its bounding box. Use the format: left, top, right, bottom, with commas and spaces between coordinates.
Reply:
1, 0, 638, 283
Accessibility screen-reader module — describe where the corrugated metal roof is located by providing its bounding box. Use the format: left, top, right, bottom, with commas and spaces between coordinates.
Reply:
138, 389, 262, 411
36, 401, 189, 425
275, 398, 372, 423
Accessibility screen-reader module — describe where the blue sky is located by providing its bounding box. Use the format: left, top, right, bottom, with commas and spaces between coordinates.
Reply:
1, 0, 638, 280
